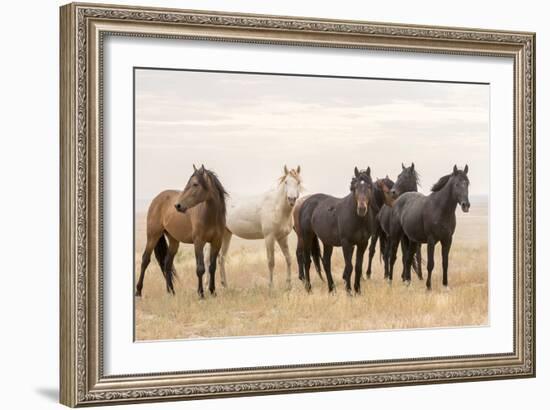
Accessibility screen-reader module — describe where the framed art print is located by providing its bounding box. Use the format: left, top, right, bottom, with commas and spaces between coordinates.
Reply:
60, 2, 536, 406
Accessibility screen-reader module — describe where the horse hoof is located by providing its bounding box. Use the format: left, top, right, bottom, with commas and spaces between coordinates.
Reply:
135, 290, 142, 297
210, 290, 217, 297
426, 284, 432, 291
443, 285, 451, 292
221, 281, 227, 288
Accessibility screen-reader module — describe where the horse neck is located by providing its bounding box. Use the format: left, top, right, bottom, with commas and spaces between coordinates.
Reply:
431, 178, 457, 216
273, 183, 292, 221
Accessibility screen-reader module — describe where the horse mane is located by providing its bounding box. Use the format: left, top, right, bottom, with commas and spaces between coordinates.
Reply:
278, 169, 302, 185
431, 171, 469, 192
204, 169, 228, 219
408, 168, 421, 187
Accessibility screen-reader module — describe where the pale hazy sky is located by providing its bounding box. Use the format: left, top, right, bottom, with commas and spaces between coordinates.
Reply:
135, 68, 489, 211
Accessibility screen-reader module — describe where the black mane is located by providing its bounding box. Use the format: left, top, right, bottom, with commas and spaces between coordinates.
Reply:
204, 169, 228, 218
431, 171, 469, 192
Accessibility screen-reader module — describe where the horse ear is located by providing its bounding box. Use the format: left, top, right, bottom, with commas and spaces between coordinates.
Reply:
366, 166, 371, 177
193, 164, 198, 172
453, 164, 458, 175
402, 163, 405, 170
411, 162, 415, 171
284, 165, 289, 175
464, 164, 469, 174
296, 165, 301, 174
199, 164, 205, 174
354, 166, 360, 178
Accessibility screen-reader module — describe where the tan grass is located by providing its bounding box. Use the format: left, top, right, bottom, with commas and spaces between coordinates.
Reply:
134, 204, 488, 341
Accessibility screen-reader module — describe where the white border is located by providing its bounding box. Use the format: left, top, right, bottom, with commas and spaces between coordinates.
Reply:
103, 36, 514, 375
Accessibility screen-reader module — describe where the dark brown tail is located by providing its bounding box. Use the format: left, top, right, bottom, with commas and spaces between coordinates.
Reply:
311, 235, 324, 282
411, 245, 422, 279
154, 234, 178, 283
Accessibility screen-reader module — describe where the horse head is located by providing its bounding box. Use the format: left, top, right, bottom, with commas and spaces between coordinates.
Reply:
391, 162, 419, 198
351, 166, 374, 217
452, 164, 470, 213
376, 176, 395, 207
280, 165, 302, 207
174, 164, 212, 213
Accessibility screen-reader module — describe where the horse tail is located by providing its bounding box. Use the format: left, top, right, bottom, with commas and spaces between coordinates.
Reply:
311, 234, 324, 282
154, 233, 178, 281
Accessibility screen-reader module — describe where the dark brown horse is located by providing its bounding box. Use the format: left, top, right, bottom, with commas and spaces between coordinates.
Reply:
296, 167, 375, 294
388, 165, 470, 289
135, 165, 228, 298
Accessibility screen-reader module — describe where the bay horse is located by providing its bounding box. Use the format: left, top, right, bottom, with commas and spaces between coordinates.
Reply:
378, 163, 422, 280
388, 165, 470, 289
218, 166, 303, 289
297, 167, 375, 294
135, 165, 228, 298
364, 176, 395, 278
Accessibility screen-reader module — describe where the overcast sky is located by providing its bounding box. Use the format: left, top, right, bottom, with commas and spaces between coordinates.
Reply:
135, 68, 489, 211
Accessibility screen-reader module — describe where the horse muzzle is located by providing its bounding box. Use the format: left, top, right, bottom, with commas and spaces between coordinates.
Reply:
460, 201, 470, 213
356, 205, 368, 217
175, 203, 188, 213
287, 197, 297, 207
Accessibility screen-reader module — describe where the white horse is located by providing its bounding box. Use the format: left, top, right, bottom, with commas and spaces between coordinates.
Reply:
217, 166, 303, 289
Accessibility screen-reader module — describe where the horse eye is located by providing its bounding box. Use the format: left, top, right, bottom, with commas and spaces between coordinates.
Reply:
193, 182, 199, 187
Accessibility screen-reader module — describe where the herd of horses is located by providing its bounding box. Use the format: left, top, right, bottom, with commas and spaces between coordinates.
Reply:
135, 163, 470, 298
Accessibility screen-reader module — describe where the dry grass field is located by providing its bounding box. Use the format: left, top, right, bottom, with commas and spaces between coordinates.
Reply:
134, 201, 488, 341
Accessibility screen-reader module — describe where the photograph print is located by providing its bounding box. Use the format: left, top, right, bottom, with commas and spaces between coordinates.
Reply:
133, 68, 488, 341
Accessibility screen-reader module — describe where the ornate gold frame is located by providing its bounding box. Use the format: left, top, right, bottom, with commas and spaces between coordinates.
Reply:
59, 2, 535, 407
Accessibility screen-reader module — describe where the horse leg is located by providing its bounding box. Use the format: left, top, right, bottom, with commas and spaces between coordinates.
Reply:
202, 244, 211, 290
354, 242, 368, 294
416, 244, 423, 280
208, 242, 221, 296
426, 239, 436, 290
441, 237, 452, 289
321, 245, 335, 293
400, 238, 409, 282
163, 234, 179, 295
366, 231, 378, 279
277, 236, 293, 290
264, 235, 276, 288
388, 237, 400, 282
135, 232, 161, 297
218, 229, 232, 288
194, 241, 206, 298
342, 243, 354, 295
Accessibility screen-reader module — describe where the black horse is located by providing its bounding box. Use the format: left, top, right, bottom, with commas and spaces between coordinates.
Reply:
388, 165, 470, 289
378, 163, 422, 280
297, 167, 375, 294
